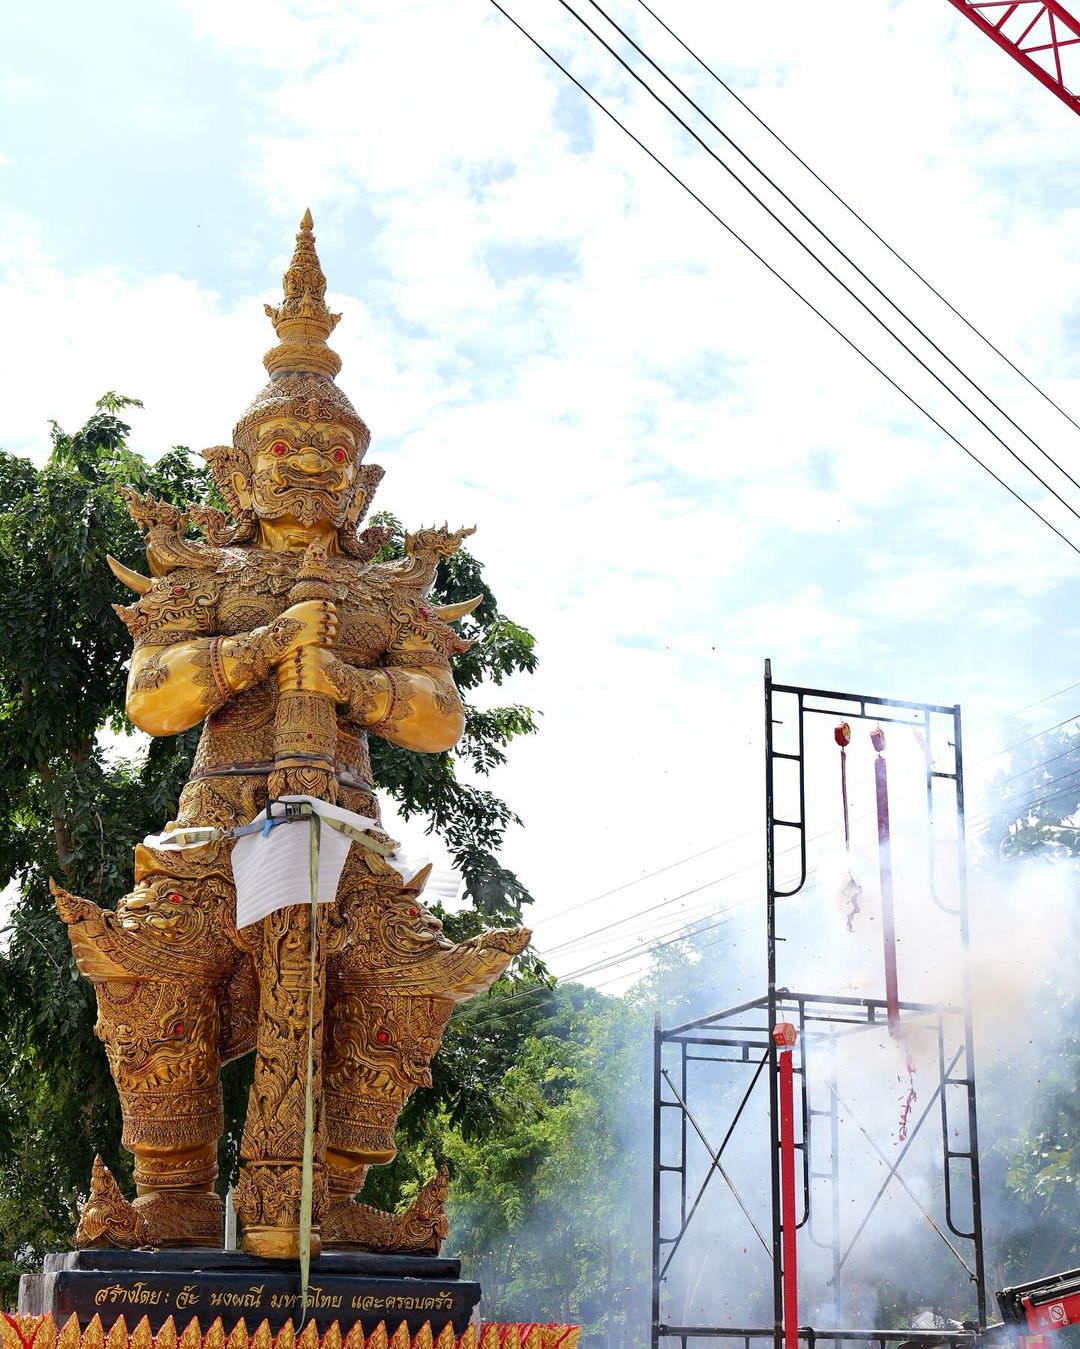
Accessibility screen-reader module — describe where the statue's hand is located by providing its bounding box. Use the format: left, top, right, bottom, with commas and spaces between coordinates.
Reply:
276, 643, 351, 699
277, 649, 389, 722
271, 599, 338, 662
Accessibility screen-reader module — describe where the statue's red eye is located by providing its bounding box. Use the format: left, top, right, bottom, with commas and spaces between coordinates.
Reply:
271, 442, 287, 456
332, 448, 347, 464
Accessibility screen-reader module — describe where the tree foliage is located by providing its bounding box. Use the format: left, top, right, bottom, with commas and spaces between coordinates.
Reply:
979, 724, 1080, 1278
0, 399, 538, 1300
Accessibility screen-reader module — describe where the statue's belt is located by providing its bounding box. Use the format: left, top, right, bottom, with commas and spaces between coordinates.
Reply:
189, 760, 375, 794
148, 802, 395, 858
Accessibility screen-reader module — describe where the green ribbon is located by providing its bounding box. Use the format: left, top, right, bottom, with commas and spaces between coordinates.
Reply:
299, 810, 321, 1323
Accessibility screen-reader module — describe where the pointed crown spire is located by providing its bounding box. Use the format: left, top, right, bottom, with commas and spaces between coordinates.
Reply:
262, 209, 343, 380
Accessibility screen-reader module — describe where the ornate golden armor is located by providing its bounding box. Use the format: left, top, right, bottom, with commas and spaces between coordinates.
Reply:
54, 212, 529, 1260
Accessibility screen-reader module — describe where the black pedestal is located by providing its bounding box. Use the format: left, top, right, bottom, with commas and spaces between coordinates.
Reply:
18, 1248, 481, 1336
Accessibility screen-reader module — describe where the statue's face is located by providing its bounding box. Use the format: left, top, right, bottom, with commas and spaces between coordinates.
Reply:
247, 417, 359, 529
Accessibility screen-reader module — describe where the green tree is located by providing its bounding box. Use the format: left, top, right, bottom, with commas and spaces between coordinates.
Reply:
985, 724, 1080, 860
979, 726, 1080, 1284
0, 398, 538, 1302
440, 980, 651, 1346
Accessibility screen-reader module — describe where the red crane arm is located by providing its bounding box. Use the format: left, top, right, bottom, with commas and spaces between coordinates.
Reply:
945, 1, 1080, 117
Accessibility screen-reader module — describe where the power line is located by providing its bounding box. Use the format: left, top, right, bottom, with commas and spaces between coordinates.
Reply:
533, 706, 1080, 964
972, 763, 1080, 825
557, 0, 1080, 526
476, 729, 1080, 1023
536, 776, 852, 932
971, 778, 1080, 839
480, 905, 743, 1020
536, 823, 761, 925
486, 0, 1080, 557
977, 739, 1080, 795
1012, 679, 1080, 715
633, 0, 1080, 441
989, 708, 1080, 760
968, 761, 1080, 835
541, 872, 749, 956
558, 909, 736, 981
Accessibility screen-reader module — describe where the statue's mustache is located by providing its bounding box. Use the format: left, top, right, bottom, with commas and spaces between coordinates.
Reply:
256, 464, 343, 492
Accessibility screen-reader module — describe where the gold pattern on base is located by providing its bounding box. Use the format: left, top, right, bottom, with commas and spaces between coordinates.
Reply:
0, 1319, 580, 1349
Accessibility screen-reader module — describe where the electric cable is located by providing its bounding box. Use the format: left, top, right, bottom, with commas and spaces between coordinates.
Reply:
557, 908, 736, 981
457, 908, 750, 1031
633, 0, 1080, 440
556, 0, 1080, 524
978, 740, 1080, 794
971, 764, 1080, 827
968, 764, 1080, 834
532, 713, 1080, 964
536, 821, 762, 925
486, 0, 1080, 557
971, 779, 1080, 837
1013, 678, 1080, 714
986, 708, 1080, 760
459, 700, 1080, 1014
531, 696, 1080, 953
541, 867, 755, 955
454, 922, 738, 1033
466, 727, 1080, 1016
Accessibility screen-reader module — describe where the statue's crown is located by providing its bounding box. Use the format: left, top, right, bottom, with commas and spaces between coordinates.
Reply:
262, 207, 343, 380
230, 211, 370, 452
210, 212, 374, 546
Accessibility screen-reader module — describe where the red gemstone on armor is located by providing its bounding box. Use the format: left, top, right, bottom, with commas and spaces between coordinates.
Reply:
376, 1030, 390, 1044
172, 586, 184, 596
305, 733, 313, 740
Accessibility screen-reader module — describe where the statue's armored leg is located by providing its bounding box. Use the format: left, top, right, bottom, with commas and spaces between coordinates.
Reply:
320, 863, 532, 1254
53, 877, 234, 1249
94, 975, 224, 1247
320, 979, 455, 1253
233, 903, 329, 1260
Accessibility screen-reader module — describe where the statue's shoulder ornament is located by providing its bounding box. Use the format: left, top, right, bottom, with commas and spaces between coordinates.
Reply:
109, 488, 232, 644
377, 523, 476, 596
369, 524, 483, 666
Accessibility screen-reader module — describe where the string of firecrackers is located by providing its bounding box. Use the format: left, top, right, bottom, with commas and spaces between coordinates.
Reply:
0, 1316, 580, 1349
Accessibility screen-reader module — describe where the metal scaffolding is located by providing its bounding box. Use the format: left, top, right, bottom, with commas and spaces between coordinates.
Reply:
651, 663, 988, 1349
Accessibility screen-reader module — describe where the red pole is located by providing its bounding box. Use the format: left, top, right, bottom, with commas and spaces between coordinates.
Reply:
871, 727, 900, 1035
774, 1022, 799, 1349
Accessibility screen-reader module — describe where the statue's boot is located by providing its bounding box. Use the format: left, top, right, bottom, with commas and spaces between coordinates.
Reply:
76, 1156, 222, 1250
322, 1165, 450, 1254
53, 875, 246, 1251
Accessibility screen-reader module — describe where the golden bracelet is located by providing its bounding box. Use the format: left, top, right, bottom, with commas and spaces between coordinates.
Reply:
208, 637, 233, 702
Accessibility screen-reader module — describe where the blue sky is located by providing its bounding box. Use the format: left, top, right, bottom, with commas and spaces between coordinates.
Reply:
4, 0, 1080, 985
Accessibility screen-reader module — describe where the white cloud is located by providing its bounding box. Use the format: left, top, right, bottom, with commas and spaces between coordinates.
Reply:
5, 0, 1080, 988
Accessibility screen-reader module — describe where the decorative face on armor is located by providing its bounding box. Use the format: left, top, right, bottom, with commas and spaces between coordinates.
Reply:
248, 417, 360, 528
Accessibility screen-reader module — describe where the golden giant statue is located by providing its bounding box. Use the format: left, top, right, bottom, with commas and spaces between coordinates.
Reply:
52, 212, 529, 1263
